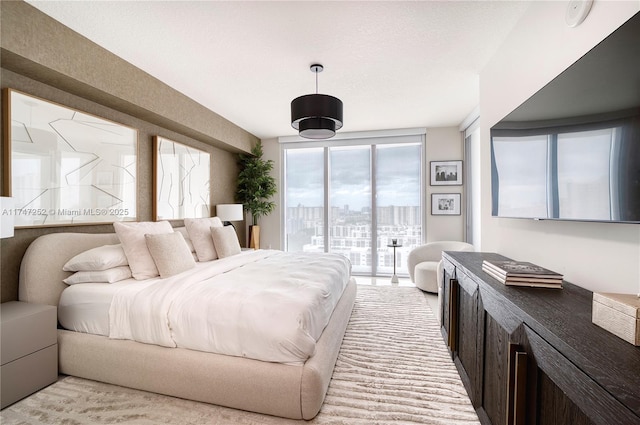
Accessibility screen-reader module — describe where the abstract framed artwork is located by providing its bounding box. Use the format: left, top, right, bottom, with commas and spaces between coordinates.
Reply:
153, 136, 211, 220
430, 160, 462, 186
3, 89, 138, 227
431, 193, 461, 215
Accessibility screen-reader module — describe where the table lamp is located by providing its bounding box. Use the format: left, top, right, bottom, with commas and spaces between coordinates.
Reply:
216, 204, 244, 230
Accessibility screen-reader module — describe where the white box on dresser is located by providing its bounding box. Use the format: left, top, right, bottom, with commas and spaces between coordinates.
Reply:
1, 301, 58, 409
592, 292, 640, 346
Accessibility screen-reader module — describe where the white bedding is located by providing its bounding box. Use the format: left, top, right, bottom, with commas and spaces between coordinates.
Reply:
58, 251, 257, 334
59, 283, 114, 335
108, 250, 351, 364
58, 279, 138, 336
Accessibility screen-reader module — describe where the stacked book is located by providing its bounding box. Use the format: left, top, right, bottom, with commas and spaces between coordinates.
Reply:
482, 259, 563, 288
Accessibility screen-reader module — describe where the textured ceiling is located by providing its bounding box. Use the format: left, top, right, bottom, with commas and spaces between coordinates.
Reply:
27, 1, 532, 140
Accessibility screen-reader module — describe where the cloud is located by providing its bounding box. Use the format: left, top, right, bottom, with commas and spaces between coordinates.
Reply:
285, 144, 421, 209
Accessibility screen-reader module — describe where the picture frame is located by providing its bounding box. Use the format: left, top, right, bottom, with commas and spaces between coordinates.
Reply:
431, 193, 461, 215
3, 89, 138, 227
153, 136, 211, 220
430, 160, 462, 186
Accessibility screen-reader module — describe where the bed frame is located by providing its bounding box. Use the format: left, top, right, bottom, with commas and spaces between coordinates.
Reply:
18, 230, 357, 420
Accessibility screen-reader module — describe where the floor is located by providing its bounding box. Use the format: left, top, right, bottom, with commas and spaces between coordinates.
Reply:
353, 275, 440, 317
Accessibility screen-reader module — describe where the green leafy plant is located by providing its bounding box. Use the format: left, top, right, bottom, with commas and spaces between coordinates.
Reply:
235, 141, 277, 225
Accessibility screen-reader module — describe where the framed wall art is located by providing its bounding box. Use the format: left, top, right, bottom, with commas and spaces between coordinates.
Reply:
430, 160, 462, 186
153, 136, 211, 220
3, 89, 138, 227
431, 193, 461, 215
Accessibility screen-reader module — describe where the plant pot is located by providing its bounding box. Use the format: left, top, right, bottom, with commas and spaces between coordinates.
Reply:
249, 225, 260, 249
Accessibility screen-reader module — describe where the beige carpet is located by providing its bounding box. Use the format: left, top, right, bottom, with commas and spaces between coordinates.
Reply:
1, 285, 479, 424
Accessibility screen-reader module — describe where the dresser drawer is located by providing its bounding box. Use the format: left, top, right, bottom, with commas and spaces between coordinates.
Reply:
1, 301, 58, 409
1, 302, 57, 365
1, 344, 58, 409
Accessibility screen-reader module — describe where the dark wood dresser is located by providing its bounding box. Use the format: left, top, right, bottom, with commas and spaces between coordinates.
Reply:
440, 251, 640, 425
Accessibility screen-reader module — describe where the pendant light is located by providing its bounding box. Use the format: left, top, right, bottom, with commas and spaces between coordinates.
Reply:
291, 64, 343, 139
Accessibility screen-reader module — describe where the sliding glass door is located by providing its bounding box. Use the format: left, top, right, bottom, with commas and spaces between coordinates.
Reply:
329, 146, 372, 274
283, 135, 423, 277
375, 143, 421, 276
284, 147, 324, 252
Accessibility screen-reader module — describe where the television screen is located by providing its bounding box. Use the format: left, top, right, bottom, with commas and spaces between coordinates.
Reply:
490, 12, 640, 223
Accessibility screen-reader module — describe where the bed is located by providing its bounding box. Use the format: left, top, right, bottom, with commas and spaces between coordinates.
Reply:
18, 226, 357, 420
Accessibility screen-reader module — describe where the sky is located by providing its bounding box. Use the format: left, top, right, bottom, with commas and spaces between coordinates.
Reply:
285, 144, 421, 211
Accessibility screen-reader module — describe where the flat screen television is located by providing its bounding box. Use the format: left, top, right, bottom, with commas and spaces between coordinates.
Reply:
490, 12, 640, 224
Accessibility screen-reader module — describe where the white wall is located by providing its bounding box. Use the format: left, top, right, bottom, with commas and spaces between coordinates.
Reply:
425, 127, 465, 243
480, 1, 640, 294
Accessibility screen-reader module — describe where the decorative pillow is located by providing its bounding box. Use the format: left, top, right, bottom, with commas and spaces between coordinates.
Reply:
174, 227, 196, 253
63, 244, 128, 272
210, 225, 241, 258
63, 266, 132, 285
145, 232, 196, 278
113, 221, 173, 280
184, 217, 223, 261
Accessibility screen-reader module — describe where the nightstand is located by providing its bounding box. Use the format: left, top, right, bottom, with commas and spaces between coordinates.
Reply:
1, 301, 58, 409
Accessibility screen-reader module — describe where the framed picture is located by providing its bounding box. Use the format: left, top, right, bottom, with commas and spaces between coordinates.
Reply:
153, 136, 211, 220
431, 193, 461, 215
430, 160, 462, 186
3, 89, 138, 227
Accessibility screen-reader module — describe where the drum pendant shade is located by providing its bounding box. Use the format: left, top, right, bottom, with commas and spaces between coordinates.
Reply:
291, 64, 343, 139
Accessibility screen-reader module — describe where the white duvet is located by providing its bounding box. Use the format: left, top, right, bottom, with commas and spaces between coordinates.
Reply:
109, 250, 351, 364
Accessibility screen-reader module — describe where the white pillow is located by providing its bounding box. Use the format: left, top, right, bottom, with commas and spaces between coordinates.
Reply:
211, 226, 241, 258
113, 221, 173, 280
63, 244, 128, 272
174, 227, 195, 253
184, 217, 223, 261
63, 266, 132, 285
145, 232, 196, 278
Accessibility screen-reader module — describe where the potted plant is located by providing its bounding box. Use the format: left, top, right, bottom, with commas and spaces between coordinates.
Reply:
235, 141, 276, 248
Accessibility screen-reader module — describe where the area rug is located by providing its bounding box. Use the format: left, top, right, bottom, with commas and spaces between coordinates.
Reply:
1, 285, 479, 424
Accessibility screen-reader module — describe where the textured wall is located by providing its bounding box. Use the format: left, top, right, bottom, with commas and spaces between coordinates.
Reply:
0, 1, 256, 302
0, 1, 256, 154
0, 70, 244, 302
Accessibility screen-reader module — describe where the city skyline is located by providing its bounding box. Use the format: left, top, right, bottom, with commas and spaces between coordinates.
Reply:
286, 204, 421, 276
284, 144, 422, 276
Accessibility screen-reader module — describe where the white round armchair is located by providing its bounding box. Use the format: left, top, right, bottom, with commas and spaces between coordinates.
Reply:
407, 241, 475, 293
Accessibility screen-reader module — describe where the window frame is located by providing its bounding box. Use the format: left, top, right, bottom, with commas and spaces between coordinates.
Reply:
280, 129, 426, 277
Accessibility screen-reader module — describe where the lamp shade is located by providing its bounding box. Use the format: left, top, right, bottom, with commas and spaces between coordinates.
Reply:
291, 94, 343, 139
0, 197, 15, 238
291, 64, 343, 140
216, 204, 244, 222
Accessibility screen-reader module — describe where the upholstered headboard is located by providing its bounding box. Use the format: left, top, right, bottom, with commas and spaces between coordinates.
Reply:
19, 227, 193, 306
19, 232, 119, 306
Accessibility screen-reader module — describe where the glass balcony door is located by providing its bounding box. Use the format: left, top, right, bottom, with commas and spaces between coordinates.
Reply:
284, 137, 423, 278
284, 147, 324, 252
375, 143, 422, 277
329, 146, 372, 274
